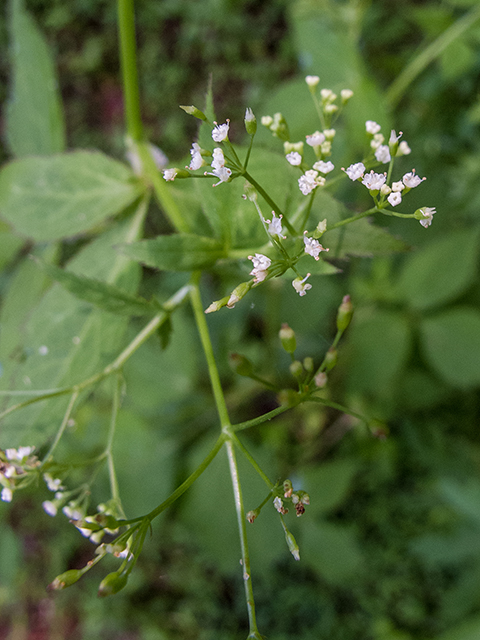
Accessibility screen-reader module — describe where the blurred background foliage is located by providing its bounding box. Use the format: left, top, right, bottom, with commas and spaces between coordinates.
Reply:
1, 0, 480, 638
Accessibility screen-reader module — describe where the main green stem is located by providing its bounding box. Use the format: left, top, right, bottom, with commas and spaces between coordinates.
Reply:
117, 0, 143, 141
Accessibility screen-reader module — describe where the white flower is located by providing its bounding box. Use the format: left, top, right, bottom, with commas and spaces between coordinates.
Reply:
303, 232, 329, 260
261, 115, 273, 127
387, 192, 402, 207
380, 184, 391, 196
375, 145, 391, 164
362, 170, 386, 191
320, 89, 335, 102
397, 141, 411, 156
163, 168, 178, 181
305, 75, 320, 88
273, 496, 284, 512
5, 446, 35, 462
63, 504, 83, 520
341, 89, 353, 101
292, 274, 312, 297
366, 120, 381, 134
249, 253, 271, 283
306, 131, 325, 147
212, 121, 230, 142
286, 152, 302, 166
265, 213, 285, 238
324, 104, 338, 114
314, 372, 327, 388
211, 166, 232, 186
43, 500, 58, 517
211, 148, 226, 171
391, 181, 405, 192
1, 487, 12, 502
370, 133, 385, 150
298, 171, 322, 196
418, 207, 436, 228
403, 170, 425, 188
323, 128, 336, 140
343, 162, 365, 181
44, 473, 64, 492
313, 160, 334, 174
207, 149, 232, 186
188, 142, 205, 170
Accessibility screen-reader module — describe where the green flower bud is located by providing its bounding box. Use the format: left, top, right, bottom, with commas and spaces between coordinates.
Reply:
279, 323, 296, 353
289, 360, 303, 378
48, 569, 84, 591
229, 353, 254, 377
336, 295, 353, 332
303, 357, 314, 373
324, 347, 338, 371
98, 571, 128, 598
227, 281, 253, 308
179, 105, 207, 121
244, 108, 257, 136
204, 296, 229, 314
284, 529, 300, 561
278, 389, 301, 408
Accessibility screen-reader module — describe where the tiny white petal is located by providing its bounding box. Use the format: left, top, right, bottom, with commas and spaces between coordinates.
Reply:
286, 152, 302, 166
212, 121, 230, 142
387, 192, 402, 207
343, 162, 365, 181
366, 120, 381, 134
313, 160, 334, 174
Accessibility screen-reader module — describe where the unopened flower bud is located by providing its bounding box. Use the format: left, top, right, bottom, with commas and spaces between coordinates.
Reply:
179, 105, 207, 121
261, 115, 273, 127
204, 296, 229, 314
229, 353, 254, 377
246, 509, 259, 523
98, 571, 128, 598
336, 295, 353, 332
303, 357, 314, 373
314, 371, 327, 388
324, 347, 338, 371
48, 569, 84, 591
283, 479, 293, 498
290, 361, 303, 378
305, 75, 320, 89
278, 389, 301, 408
341, 89, 353, 103
284, 529, 300, 561
227, 281, 252, 308
244, 108, 257, 136
279, 323, 296, 353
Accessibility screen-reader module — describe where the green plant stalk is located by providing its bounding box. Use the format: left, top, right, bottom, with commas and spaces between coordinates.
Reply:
0, 286, 191, 422
225, 439, 262, 637
117, 0, 143, 141
243, 171, 296, 236
308, 395, 369, 425
106, 375, 124, 512
386, 4, 480, 108
230, 431, 273, 489
41, 390, 79, 464
325, 207, 377, 231
232, 404, 292, 432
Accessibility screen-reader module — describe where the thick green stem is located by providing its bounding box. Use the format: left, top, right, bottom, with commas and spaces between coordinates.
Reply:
225, 439, 261, 637
117, 0, 143, 141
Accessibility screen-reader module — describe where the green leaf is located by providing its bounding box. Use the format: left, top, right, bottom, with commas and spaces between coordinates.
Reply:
6, 0, 66, 156
0, 151, 143, 242
0, 210, 144, 447
437, 614, 480, 640
398, 227, 480, 311
421, 308, 480, 387
0, 229, 24, 270
36, 260, 156, 317
301, 459, 359, 516
117, 234, 225, 271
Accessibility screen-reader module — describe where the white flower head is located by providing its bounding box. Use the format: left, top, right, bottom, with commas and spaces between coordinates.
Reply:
387, 192, 402, 207
305, 75, 320, 88
206, 148, 232, 185
188, 142, 205, 170
391, 181, 405, 192
320, 89, 335, 103
248, 253, 271, 283
210, 166, 232, 186
417, 207, 436, 228
313, 160, 334, 174
273, 496, 284, 512
212, 121, 230, 142
292, 274, 312, 297
306, 131, 325, 147
1, 487, 12, 502
298, 170, 325, 196
343, 162, 365, 181
211, 147, 226, 170
323, 128, 336, 140
370, 133, 385, 150
163, 168, 178, 182
403, 170, 425, 189
286, 151, 302, 166
375, 145, 391, 164
43, 500, 58, 517
265, 213, 285, 238
324, 104, 338, 114
362, 170, 386, 191
303, 232, 329, 260
380, 184, 391, 196
366, 120, 381, 134
44, 473, 64, 492
341, 89, 354, 102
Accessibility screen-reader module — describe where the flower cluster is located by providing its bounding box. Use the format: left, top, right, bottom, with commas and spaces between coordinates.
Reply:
273, 480, 310, 518
0, 446, 38, 502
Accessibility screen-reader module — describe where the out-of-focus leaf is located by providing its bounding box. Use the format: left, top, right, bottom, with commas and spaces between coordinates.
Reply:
37, 260, 156, 317
6, 0, 66, 157
0, 229, 24, 270
437, 613, 480, 640
398, 227, 480, 311
117, 234, 225, 271
0, 151, 143, 242
0, 209, 145, 447
421, 308, 480, 387
301, 459, 359, 516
